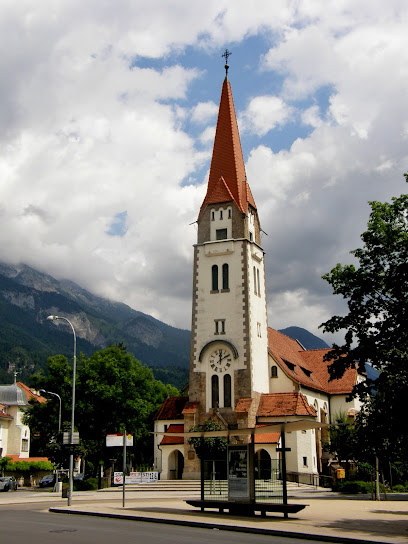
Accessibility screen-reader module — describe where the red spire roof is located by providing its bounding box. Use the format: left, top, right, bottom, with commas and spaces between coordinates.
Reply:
199, 78, 256, 217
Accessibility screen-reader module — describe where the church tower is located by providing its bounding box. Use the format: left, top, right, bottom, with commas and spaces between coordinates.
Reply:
187, 57, 270, 440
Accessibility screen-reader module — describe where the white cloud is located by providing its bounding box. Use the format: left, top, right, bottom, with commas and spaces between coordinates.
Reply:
240, 96, 293, 136
191, 101, 218, 124
0, 0, 408, 345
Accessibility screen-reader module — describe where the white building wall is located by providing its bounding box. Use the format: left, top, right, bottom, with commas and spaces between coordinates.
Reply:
247, 244, 269, 394
153, 419, 182, 474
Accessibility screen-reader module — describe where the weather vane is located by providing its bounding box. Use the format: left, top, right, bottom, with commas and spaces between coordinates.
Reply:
222, 49, 231, 77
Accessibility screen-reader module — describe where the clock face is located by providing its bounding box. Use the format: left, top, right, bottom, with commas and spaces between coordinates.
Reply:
209, 348, 232, 373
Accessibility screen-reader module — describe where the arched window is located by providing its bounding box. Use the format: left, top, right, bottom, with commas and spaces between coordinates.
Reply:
253, 267, 257, 295
212, 265, 218, 291
271, 365, 278, 378
222, 263, 229, 290
211, 375, 219, 408
224, 374, 231, 407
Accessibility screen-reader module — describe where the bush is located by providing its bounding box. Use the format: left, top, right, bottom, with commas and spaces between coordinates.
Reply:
73, 478, 98, 491
392, 484, 408, 493
334, 480, 376, 494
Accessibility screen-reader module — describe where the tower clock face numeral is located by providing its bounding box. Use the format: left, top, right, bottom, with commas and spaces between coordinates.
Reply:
209, 348, 232, 372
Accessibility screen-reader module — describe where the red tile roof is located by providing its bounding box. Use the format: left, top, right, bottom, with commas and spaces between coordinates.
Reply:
7, 455, 50, 462
160, 424, 185, 445
254, 425, 280, 444
258, 392, 317, 417
182, 401, 199, 415
235, 398, 253, 413
267, 328, 357, 395
199, 78, 256, 218
17, 382, 47, 404
155, 396, 188, 420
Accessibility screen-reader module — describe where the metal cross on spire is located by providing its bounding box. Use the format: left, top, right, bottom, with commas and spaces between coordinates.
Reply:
222, 49, 231, 77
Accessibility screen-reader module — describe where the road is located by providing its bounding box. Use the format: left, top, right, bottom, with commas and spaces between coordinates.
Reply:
0, 502, 324, 544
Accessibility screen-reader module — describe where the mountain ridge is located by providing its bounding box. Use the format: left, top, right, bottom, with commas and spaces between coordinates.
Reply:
0, 262, 329, 387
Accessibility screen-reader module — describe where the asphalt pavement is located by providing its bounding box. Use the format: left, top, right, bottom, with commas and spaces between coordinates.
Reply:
1, 483, 407, 544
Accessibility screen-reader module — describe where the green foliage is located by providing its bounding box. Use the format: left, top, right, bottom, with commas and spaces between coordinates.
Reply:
0, 456, 12, 475
73, 478, 99, 491
150, 365, 188, 390
188, 420, 227, 460
333, 480, 377, 494
25, 345, 178, 472
4, 460, 54, 472
321, 174, 408, 461
324, 412, 357, 475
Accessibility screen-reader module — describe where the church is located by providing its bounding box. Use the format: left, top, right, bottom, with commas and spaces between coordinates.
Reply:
154, 59, 363, 481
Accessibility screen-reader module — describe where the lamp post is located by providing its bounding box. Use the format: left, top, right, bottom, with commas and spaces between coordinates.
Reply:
39, 389, 62, 434
47, 315, 76, 506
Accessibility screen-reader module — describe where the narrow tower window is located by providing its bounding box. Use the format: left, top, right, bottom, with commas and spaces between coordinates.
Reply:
253, 267, 257, 295
211, 210, 215, 220
222, 263, 229, 290
220, 210, 223, 220
224, 374, 231, 407
211, 265, 218, 291
211, 375, 219, 408
257, 269, 261, 297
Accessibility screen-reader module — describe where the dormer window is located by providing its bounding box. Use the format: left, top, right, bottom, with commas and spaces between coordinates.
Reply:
282, 358, 296, 373
300, 366, 312, 379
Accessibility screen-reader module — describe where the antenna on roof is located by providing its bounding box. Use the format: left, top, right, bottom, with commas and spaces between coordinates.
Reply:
222, 49, 231, 78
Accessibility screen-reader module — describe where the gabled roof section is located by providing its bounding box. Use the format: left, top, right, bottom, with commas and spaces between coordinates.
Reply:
17, 382, 47, 404
155, 396, 188, 421
160, 424, 185, 445
258, 392, 316, 418
199, 78, 256, 218
268, 328, 358, 395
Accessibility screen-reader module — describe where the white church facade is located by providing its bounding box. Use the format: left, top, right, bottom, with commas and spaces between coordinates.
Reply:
154, 65, 362, 481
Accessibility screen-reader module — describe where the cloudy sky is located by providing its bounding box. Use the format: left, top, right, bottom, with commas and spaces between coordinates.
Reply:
1, 1, 407, 345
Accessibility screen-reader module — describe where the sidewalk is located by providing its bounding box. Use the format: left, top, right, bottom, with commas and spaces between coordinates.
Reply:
44, 486, 408, 544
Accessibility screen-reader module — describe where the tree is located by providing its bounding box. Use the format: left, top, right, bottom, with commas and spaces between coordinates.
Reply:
320, 174, 408, 460
187, 419, 227, 460
324, 412, 357, 477
25, 345, 178, 474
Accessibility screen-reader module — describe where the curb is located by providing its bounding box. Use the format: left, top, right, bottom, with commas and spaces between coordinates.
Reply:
49, 507, 392, 544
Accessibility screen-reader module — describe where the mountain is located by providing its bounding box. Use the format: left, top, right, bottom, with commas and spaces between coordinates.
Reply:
0, 262, 190, 384
278, 326, 329, 350
0, 263, 329, 387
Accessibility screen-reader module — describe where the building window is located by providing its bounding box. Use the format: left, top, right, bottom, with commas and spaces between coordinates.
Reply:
249, 231, 253, 241
220, 210, 223, 220
215, 320, 226, 335
253, 267, 257, 295
164, 424, 168, 432
228, 208, 232, 218
271, 365, 278, 378
257, 269, 261, 296
257, 322, 261, 337
211, 265, 218, 291
216, 228, 227, 240
224, 374, 232, 407
21, 439, 29, 452
222, 263, 229, 290
303, 456, 308, 467
211, 375, 219, 408
211, 210, 215, 220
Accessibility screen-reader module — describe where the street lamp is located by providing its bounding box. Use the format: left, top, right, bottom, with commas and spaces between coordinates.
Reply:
39, 389, 62, 434
47, 315, 77, 506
